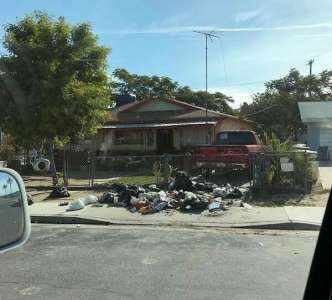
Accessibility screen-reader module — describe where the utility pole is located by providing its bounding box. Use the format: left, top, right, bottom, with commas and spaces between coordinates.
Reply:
194, 30, 221, 144
307, 59, 314, 98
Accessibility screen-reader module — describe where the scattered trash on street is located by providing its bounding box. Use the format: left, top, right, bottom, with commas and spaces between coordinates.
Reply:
241, 202, 252, 209
92, 171, 251, 216
66, 195, 98, 211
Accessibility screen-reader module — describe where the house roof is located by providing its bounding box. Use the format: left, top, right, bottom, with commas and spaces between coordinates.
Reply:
172, 109, 225, 120
298, 101, 332, 122
102, 121, 218, 129
106, 97, 254, 125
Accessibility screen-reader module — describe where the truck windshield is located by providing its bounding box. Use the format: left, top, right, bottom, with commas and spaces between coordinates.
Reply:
216, 132, 257, 145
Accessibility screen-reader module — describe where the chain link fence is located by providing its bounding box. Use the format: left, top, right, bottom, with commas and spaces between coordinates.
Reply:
62, 151, 319, 194
90, 154, 251, 188
250, 151, 319, 194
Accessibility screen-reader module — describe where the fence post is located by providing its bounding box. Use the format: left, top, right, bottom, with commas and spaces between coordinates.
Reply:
292, 151, 296, 190
304, 150, 308, 194
63, 149, 68, 187
90, 153, 95, 188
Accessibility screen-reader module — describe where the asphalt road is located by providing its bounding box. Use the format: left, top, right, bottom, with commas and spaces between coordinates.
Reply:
0, 224, 317, 300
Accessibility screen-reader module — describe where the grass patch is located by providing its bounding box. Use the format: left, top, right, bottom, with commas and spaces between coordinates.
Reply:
110, 175, 156, 185
249, 193, 306, 207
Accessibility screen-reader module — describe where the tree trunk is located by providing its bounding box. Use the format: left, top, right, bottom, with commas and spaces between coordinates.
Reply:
48, 143, 58, 186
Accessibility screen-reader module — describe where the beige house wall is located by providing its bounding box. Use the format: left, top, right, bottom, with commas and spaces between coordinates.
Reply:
174, 126, 211, 149
95, 118, 254, 153
215, 118, 254, 132
98, 129, 156, 153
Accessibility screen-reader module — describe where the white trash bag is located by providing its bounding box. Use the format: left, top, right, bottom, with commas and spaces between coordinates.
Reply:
67, 199, 85, 211
67, 195, 98, 211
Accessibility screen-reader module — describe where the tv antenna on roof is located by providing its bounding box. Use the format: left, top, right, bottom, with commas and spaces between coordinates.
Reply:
194, 30, 222, 143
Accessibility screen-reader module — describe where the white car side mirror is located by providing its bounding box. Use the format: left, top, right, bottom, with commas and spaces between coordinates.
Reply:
0, 168, 31, 253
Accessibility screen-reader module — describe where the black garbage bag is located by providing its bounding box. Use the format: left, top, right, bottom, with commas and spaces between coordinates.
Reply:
118, 188, 139, 207
110, 183, 128, 193
127, 185, 140, 196
49, 186, 70, 198
180, 199, 208, 213
118, 191, 131, 206
225, 187, 243, 199
193, 182, 217, 193
99, 192, 115, 204
171, 171, 193, 191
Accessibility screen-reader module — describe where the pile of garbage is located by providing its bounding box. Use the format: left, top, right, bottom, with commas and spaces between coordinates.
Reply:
49, 186, 70, 198
98, 171, 250, 215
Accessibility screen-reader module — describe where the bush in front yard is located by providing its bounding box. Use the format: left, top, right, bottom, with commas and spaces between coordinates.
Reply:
0, 144, 16, 161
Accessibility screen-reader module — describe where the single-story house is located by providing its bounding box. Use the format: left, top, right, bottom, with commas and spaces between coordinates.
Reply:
94, 98, 255, 154
298, 101, 332, 158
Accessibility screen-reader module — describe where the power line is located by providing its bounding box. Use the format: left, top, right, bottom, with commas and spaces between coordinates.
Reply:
194, 30, 221, 144
242, 104, 281, 118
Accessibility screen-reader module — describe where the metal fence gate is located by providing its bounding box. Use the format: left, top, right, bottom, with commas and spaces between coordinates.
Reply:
63, 150, 92, 187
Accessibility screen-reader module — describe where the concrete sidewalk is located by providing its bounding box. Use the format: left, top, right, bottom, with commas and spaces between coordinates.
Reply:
28, 200, 325, 230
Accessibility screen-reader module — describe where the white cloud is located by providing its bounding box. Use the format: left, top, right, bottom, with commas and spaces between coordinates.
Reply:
235, 9, 262, 23
295, 33, 332, 38
98, 22, 332, 35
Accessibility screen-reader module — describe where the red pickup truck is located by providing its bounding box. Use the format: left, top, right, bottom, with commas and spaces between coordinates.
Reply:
195, 130, 263, 170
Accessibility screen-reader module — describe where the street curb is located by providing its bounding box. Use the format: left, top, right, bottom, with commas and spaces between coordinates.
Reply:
236, 222, 320, 231
30, 215, 109, 225
30, 215, 321, 231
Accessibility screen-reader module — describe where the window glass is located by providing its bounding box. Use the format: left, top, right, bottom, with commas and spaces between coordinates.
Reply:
216, 131, 257, 145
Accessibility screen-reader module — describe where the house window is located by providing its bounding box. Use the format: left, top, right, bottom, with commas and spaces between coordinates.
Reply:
114, 130, 143, 145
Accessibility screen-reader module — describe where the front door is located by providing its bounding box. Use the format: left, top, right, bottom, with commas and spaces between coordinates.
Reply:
156, 129, 173, 153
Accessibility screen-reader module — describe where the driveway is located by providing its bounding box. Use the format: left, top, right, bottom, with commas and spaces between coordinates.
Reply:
318, 161, 332, 191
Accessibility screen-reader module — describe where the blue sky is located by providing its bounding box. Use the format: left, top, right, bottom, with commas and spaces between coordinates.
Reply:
0, 0, 331, 107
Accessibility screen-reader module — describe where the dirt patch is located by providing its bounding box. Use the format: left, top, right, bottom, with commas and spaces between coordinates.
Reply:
23, 175, 53, 188
251, 190, 329, 207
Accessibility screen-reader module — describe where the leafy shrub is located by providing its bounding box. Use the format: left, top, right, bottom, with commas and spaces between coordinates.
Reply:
0, 144, 16, 161
254, 133, 312, 193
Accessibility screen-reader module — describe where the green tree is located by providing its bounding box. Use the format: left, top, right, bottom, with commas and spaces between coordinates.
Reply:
175, 86, 234, 114
240, 68, 332, 140
0, 12, 111, 184
113, 68, 178, 100
113, 68, 234, 114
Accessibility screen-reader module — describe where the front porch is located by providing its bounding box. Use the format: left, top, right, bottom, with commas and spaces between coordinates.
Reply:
98, 122, 217, 154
